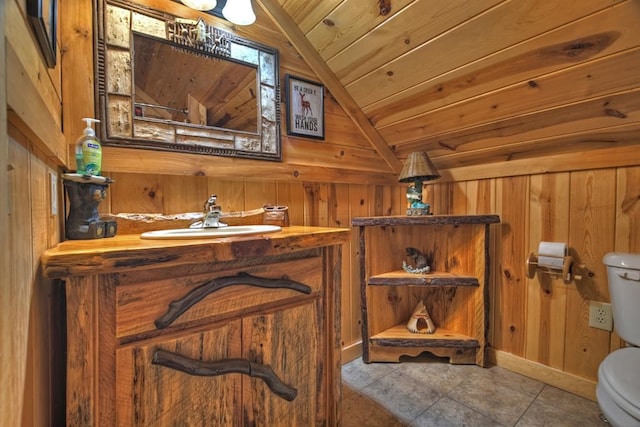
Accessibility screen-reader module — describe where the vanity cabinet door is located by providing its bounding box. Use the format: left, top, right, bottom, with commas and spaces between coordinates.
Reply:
116, 299, 323, 426
242, 299, 322, 426
116, 320, 243, 426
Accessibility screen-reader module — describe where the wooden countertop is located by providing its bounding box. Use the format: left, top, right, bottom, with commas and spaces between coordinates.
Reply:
41, 226, 350, 279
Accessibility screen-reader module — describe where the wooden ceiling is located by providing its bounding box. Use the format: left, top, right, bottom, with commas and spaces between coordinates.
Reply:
261, 0, 640, 173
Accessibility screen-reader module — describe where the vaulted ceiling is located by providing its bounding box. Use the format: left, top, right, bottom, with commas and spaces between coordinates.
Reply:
260, 0, 640, 174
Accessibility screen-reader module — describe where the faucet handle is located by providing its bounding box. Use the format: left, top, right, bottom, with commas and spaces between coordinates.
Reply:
204, 194, 218, 211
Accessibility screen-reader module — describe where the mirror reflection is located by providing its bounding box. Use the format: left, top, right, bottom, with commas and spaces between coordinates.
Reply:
133, 34, 258, 132
96, 0, 281, 161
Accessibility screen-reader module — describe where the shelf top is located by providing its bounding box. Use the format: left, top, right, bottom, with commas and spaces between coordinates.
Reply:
368, 270, 480, 287
352, 214, 500, 227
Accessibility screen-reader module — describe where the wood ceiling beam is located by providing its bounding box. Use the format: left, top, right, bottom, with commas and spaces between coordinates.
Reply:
256, 0, 403, 173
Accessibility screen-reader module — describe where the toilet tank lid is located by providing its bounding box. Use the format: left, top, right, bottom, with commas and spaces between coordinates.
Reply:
603, 252, 640, 269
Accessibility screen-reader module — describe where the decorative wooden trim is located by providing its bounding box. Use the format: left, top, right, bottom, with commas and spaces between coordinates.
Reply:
155, 272, 312, 329
441, 145, 640, 184
152, 350, 298, 401
352, 214, 501, 227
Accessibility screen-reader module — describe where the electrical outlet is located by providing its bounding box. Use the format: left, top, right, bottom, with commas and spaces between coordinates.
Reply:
589, 301, 613, 332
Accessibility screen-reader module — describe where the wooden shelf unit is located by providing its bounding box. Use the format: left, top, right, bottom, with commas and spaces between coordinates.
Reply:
353, 214, 500, 366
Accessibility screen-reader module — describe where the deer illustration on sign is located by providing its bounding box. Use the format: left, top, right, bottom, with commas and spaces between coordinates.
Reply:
286, 74, 324, 139
299, 92, 312, 116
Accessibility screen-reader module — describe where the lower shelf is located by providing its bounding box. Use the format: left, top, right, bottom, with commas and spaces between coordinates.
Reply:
370, 325, 479, 348
365, 324, 483, 365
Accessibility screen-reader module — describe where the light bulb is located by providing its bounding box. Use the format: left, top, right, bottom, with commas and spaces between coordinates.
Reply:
222, 0, 256, 25
181, 0, 217, 11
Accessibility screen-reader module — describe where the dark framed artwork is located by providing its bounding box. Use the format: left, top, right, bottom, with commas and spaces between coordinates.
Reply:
285, 74, 324, 140
28, 0, 58, 68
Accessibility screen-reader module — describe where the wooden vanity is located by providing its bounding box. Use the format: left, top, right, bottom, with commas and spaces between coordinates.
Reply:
41, 226, 349, 426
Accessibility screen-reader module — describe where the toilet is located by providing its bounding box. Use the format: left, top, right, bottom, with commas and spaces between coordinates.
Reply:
597, 252, 640, 427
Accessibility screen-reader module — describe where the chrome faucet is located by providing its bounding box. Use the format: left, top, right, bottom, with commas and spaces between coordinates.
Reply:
193, 194, 228, 229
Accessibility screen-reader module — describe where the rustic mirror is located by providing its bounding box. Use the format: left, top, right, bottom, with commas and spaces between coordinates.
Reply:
95, 0, 281, 160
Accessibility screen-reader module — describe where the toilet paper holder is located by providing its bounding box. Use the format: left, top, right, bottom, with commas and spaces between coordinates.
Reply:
525, 242, 589, 284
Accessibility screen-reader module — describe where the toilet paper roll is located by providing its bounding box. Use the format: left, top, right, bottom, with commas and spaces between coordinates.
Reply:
538, 256, 565, 269
538, 241, 567, 257
537, 241, 567, 269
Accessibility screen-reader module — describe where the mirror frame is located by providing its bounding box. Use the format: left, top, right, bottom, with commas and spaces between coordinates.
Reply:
95, 0, 282, 161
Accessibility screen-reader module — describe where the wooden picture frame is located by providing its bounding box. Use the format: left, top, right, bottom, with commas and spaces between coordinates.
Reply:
27, 0, 57, 68
285, 74, 324, 140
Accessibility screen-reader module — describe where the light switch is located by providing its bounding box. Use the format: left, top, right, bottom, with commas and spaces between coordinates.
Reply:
50, 171, 58, 216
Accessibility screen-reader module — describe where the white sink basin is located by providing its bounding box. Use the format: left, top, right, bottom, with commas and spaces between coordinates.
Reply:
140, 225, 282, 240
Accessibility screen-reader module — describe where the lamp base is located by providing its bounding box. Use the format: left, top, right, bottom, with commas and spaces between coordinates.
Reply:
406, 207, 431, 216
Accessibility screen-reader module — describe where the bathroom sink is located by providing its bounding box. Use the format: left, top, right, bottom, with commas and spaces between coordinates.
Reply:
140, 225, 282, 240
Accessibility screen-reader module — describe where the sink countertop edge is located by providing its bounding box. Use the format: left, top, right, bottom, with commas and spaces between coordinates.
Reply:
41, 226, 351, 279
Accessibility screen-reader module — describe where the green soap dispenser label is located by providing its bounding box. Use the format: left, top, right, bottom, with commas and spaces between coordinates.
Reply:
83, 144, 102, 175
78, 118, 102, 176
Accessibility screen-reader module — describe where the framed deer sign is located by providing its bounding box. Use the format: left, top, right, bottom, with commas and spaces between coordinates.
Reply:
285, 74, 325, 140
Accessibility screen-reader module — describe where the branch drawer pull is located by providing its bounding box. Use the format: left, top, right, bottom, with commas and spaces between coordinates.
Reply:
155, 272, 312, 329
152, 349, 297, 401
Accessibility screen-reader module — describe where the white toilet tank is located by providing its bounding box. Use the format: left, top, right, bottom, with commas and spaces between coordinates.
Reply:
603, 252, 640, 346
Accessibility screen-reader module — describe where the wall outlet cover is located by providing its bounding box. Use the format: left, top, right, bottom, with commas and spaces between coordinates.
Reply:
50, 171, 58, 216
589, 301, 613, 332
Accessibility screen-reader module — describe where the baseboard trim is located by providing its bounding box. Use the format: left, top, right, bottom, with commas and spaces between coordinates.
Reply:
341, 341, 362, 364
339, 344, 597, 401
488, 349, 597, 401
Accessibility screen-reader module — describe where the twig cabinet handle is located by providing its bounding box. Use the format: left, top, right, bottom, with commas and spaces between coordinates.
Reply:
154, 272, 312, 329
152, 349, 298, 401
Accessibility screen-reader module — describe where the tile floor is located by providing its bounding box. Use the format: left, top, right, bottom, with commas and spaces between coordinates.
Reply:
341, 355, 606, 427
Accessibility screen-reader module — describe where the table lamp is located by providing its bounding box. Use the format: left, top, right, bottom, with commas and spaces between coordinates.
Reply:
398, 151, 440, 215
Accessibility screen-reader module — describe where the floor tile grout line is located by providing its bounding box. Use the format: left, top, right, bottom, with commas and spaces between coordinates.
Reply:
511, 383, 547, 426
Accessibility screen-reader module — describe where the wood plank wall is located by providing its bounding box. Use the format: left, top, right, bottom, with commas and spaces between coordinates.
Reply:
103, 165, 640, 400
2, 0, 65, 426
4, 2, 639, 426
7, 128, 63, 427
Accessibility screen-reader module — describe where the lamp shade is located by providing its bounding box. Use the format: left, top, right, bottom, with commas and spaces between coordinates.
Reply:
398, 152, 440, 183
223, 0, 256, 25
181, 0, 217, 11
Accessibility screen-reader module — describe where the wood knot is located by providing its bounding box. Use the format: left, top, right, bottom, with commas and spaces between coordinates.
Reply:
439, 141, 455, 151
386, 70, 394, 76
605, 108, 627, 119
322, 19, 335, 27
378, 0, 391, 16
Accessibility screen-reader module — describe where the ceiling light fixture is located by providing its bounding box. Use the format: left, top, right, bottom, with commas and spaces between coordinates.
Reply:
181, 0, 217, 11
222, 0, 256, 25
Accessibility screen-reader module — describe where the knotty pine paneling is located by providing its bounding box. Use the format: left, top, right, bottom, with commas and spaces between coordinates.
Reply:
525, 173, 570, 370
366, 1, 637, 130
7, 126, 62, 427
63, 0, 392, 181
565, 169, 617, 381
103, 164, 639, 399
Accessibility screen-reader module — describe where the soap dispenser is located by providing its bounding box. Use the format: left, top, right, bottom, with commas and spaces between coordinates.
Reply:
76, 118, 102, 176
